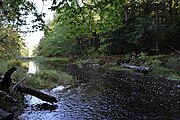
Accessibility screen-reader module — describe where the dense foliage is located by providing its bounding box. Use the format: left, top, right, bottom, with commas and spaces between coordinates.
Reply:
0, 0, 46, 72
37, 0, 180, 57
0, 0, 45, 31
0, 0, 49, 58
0, 0, 47, 60
0, 26, 26, 59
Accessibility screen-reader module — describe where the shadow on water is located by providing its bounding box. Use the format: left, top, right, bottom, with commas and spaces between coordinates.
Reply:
21, 62, 180, 120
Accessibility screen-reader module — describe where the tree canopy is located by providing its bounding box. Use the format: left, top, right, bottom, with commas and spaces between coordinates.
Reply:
0, 0, 45, 58
0, 0, 46, 31
36, 0, 180, 57
0, 0, 179, 58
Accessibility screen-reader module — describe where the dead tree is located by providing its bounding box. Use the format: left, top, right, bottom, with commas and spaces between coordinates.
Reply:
0, 67, 58, 104
17, 85, 58, 103
121, 63, 153, 75
0, 67, 17, 92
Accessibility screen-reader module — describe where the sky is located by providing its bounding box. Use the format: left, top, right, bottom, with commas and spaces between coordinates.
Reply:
24, 0, 54, 56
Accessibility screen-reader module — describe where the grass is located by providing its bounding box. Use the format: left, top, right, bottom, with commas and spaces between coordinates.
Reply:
25, 69, 76, 89
0, 59, 28, 80
99, 54, 180, 80
35, 57, 69, 63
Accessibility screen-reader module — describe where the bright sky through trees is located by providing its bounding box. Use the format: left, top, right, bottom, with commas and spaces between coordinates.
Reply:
25, 0, 54, 56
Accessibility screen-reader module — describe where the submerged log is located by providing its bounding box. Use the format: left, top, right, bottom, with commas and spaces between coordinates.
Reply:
17, 85, 57, 103
121, 63, 152, 75
0, 90, 17, 103
0, 109, 13, 120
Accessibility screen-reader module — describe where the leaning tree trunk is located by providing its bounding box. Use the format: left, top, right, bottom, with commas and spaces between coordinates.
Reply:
0, 67, 17, 92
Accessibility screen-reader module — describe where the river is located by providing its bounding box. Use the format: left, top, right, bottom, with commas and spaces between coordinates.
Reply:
20, 61, 180, 120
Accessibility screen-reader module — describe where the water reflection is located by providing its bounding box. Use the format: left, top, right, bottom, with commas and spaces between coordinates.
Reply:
27, 61, 39, 75
21, 64, 180, 120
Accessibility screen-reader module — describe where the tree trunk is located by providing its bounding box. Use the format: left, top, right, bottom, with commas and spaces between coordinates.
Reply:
0, 67, 17, 92
77, 38, 83, 55
124, 4, 128, 24
153, 2, 160, 55
169, 0, 173, 23
121, 63, 153, 75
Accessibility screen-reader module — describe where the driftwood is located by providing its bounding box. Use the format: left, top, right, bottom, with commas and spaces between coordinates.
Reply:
0, 67, 17, 92
82, 61, 99, 68
17, 85, 58, 103
121, 63, 152, 74
168, 45, 180, 55
0, 67, 58, 119
0, 90, 17, 103
0, 109, 13, 120
0, 67, 57, 103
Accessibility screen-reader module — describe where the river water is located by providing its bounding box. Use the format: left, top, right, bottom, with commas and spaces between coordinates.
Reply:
21, 62, 180, 120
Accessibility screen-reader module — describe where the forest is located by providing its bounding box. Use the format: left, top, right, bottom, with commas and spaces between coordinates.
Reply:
0, 0, 180, 119
0, 0, 179, 65
37, 0, 180, 56
35, 0, 180, 79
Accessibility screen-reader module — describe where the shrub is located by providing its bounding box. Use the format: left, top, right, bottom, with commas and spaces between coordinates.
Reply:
46, 57, 69, 63
136, 52, 148, 65
7, 59, 22, 68
38, 70, 60, 83
145, 59, 162, 67
35, 57, 69, 63
26, 77, 46, 89
58, 72, 75, 85
0, 60, 7, 74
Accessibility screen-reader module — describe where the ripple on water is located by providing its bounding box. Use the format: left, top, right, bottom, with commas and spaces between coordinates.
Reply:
21, 69, 180, 120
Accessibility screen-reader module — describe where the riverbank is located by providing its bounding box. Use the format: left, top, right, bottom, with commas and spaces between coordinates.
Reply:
21, 66, 180, 119
74, 53, 180, 80
0, 53, 179, 119
0, 53, 179, 89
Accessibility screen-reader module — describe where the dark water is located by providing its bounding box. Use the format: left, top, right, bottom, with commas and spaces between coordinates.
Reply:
22, 63, 180, 120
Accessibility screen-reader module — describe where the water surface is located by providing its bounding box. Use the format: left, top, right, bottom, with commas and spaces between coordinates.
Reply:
21, 63, 180, 120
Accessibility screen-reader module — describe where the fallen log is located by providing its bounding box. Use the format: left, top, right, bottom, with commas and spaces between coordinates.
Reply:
168, 45, 180, 55
0, 90, 17, 104
17, 85, 58, 103
0, 109, 13, 120
0, 67, 57, 104
121, 63, 152, 75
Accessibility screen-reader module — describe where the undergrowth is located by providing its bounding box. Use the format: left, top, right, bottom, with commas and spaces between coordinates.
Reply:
25, 69, 75, 89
